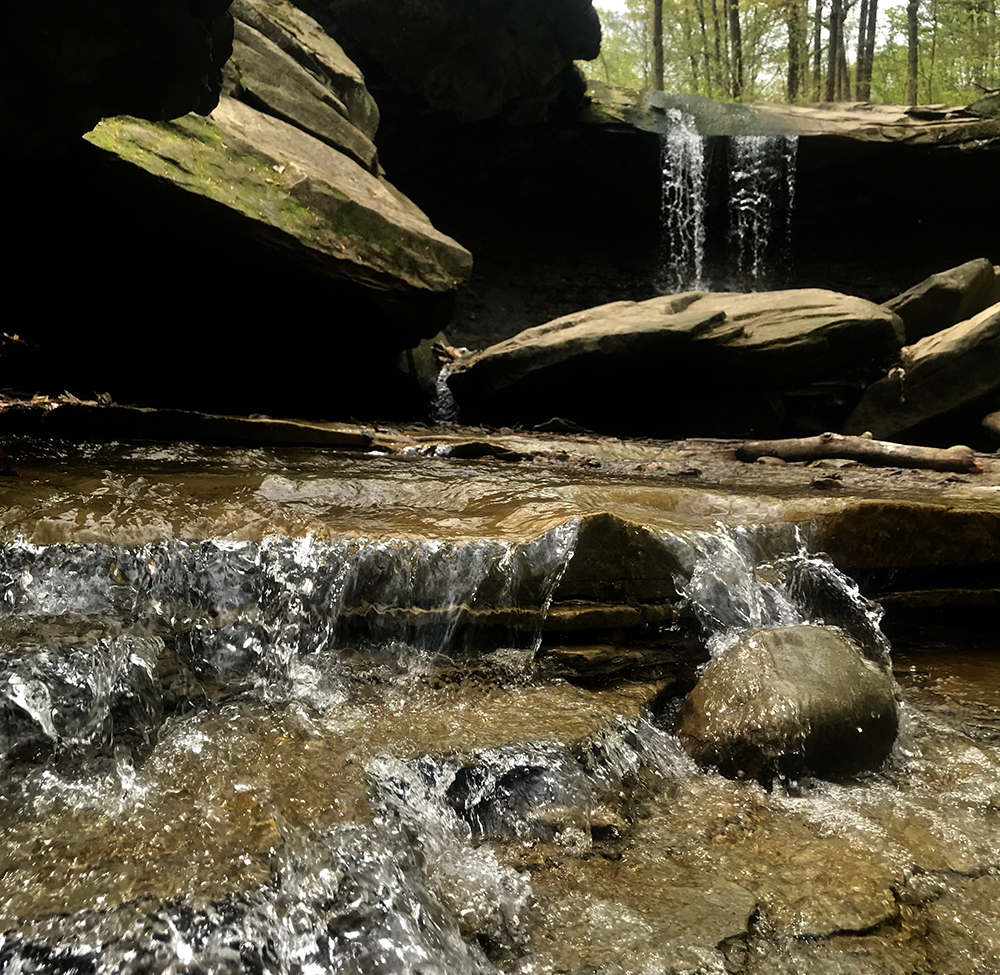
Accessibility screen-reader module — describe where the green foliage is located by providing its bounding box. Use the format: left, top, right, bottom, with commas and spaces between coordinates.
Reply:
580, 0, 999, 105
584, 3, 652, 87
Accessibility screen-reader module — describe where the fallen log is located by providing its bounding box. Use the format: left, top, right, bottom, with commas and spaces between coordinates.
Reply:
736, 432, 982, 474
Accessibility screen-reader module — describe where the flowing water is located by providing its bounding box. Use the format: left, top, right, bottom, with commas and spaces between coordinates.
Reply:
658, 110, 707, 294
1, 440, 998, 974
727, 136, 798, 292
658, 119, 799, 294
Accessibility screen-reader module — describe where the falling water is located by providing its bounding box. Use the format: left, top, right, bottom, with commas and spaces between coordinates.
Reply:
728, 134, 798, 290
665, 521, 891, 666
429, 365, 459, 425
657, 109, 707, 293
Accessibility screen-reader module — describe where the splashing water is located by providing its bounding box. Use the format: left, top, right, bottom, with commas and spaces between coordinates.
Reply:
657, 109, 707, 293
664, 521, 890, 665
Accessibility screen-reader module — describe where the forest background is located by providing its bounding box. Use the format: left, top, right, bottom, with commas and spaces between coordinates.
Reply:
584, 0, 999, 105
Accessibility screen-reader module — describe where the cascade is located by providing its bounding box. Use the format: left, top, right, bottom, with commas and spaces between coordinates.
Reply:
429, 364, 459, 424
1, 440, 998, 974
657, 108, 707, 293
727, 134, 798, 290
658, 120, 798, 293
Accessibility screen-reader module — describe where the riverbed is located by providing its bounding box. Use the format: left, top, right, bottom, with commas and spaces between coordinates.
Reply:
1, 430, 998, 974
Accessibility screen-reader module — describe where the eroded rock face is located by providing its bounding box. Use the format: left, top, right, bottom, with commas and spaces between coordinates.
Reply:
227, 0, 380, 170
676, 625, 898, 781
845, 302, 1000, 441
884, 258, 1000, 344
4, 0, 234, 149
448, 290, 904, 436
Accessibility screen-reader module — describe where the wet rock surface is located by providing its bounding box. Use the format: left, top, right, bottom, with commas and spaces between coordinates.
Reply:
677, 625, 899, 781
1, 436, 999, 973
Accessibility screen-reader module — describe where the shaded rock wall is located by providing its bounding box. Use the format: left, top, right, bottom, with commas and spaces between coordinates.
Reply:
7, 0, 475, 419
4, 0, 234, 150
292, 0, 601, 132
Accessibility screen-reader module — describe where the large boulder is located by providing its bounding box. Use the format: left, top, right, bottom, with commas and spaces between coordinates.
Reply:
3, 0, 234, 150
227, 0, 380, 171
447, 290, 904, 436
676, 625, 898, 782
883, 258, 1000, 343
845, 302, 1000, 441
17, 0, 474, 415
85, 98, 471, 299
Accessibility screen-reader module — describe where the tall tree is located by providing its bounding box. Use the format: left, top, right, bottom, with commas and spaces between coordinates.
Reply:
855, 0, 870, 98
727, 0, 745, 97
787, 0, 806, 100
653, 0, 665, 89
907, 0, 920, 105
825, 0, 842, 99
860, 0, 879, 100
710, 0, 725, 92
813, 0, 825, 98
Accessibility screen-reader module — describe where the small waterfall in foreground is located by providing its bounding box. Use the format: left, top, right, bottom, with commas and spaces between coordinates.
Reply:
657, 109, 707, 293
658, 119, 798, 293
728, 134, 798, 290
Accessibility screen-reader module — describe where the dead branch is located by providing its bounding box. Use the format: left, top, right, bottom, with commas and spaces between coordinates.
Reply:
736, 431, 981, 474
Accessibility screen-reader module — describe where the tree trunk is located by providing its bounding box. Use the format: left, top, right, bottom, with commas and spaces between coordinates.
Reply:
736, 433, 982, 473
694, 0, 713, 93
653, 0, 664, 91
788, 0, 804, 101
907, 0, 919, 106
860, 0, 878, 99
826, 0, 842, 99
927, 0, 938, 102
837, 13, 850, 99
813, 0, 825, 98
710, 0, 725, 91
729, 0, 745, 97
854, 0, 869, 99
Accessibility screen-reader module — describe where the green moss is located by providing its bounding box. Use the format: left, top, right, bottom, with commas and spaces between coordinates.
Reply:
85, 114, 318, 239
82, 108, 468, 290
332, 205, 398, 257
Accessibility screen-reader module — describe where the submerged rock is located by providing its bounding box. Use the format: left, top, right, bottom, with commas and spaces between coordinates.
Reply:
884, 257, 1000, 344
676, 624, 898, 781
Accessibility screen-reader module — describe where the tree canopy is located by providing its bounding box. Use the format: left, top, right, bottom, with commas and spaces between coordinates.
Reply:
582, 0, 999, 104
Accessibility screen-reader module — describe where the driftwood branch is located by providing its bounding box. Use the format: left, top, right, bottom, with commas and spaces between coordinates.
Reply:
736, 432, 982, 474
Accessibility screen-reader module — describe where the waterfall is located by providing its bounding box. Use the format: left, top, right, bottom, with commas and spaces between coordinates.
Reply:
657, 120, 798, 293
727, 134, 798, 291
657, 109, 707, 293
430, 364, 459, 424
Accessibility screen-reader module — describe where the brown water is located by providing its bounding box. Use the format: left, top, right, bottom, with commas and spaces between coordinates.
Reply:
1, 439, 998, 974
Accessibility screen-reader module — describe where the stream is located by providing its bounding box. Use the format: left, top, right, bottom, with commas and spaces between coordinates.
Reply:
1, 439, 998, 974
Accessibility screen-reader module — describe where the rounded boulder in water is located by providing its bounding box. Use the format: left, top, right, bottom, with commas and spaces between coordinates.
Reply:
676, 624, 898, 782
